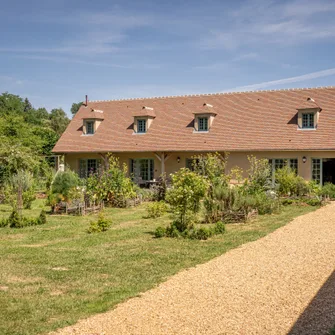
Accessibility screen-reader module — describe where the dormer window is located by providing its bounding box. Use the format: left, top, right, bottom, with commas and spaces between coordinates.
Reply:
198, 117, 208, 131
137, 119, 147, 133
297, 97, 321, 131
302, 113, 314, 129
132, 106, 156, 134
86, 121, 95, 134
82, 109, 104, 136
193, 103, 216, 132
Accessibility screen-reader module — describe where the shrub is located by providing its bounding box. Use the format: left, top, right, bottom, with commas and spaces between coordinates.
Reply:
86, 155, 136, 207
154, 226, 166, 238
166, 168, 208, 231
254, 192, 281, 214
214, 221, 226, 234
192, 152, 229, 186
305, 198, 322, 206
275, 166, 311, 197
192, 227, 214, 240
321, 183, 335, 199
51, 170, 80, 202
8, 210, 22, 228
4, 209, 48, 228
87, 212, 111, 233
146, 201, 168, 218
37, 210, 47, 225
247, 156, 271, 193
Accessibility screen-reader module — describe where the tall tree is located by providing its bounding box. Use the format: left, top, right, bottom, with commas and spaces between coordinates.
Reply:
49, 108, 70, 136
0, 92, 24, 116
71, 101, 83, 115
23, 98, 33, 113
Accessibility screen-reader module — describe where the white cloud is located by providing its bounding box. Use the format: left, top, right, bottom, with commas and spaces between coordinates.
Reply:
224, 68, 335, 91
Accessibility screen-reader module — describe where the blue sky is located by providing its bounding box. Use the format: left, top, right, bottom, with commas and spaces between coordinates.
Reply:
1, 0, 335, 115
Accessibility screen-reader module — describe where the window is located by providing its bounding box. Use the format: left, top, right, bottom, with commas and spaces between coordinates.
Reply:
312, 158, 322, 184
130, 159, 154, 181
198, 117, 208, 131
79, 159, 100, 178
302, 113, 314, 129
137, 119, 146, 133
269, 158, 298, 182
86, 121, 94, 134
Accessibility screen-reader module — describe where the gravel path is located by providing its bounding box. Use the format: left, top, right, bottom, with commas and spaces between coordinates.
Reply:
51, 204, 335, 335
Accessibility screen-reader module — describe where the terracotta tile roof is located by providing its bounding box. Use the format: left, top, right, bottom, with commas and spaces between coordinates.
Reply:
80, 108, 104, 120
132, 106, 156, 118
52, 86, 335, 153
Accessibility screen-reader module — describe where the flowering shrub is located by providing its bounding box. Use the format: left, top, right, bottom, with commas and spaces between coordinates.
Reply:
86, 155, 136, 207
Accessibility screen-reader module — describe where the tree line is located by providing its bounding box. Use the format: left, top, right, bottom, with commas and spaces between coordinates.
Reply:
0, 92, 81, 186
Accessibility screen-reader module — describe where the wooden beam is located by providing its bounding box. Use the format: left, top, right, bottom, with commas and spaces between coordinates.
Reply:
161, 152, 165, 174
154, 153, 162, 162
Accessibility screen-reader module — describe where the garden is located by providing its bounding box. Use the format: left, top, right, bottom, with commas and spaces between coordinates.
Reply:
0, 151, 335, 335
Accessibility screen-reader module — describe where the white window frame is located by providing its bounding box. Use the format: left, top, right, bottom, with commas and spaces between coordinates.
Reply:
130, 158, 154, 181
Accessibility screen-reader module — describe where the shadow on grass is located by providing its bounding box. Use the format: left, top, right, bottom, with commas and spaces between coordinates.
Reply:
288, 270, 335, 335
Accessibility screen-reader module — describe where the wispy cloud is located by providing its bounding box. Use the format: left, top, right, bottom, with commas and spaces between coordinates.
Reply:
224, 68, 335, 91
14, 55, 162, 70
199, 0, 335, 50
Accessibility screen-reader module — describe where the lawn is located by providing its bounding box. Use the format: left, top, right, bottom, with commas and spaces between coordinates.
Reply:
0, 199, 318, 335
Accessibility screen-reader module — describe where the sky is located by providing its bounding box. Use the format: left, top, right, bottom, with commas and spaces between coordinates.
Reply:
1, 0, 335, 115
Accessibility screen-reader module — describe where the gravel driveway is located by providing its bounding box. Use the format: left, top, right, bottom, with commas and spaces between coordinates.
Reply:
51, 203, 335, 335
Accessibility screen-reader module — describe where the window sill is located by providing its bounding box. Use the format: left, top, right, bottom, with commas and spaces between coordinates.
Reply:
297, 127, 316, 131
133, 132, 147, 135
82, 134, 95, 136
193, 130, 209, 133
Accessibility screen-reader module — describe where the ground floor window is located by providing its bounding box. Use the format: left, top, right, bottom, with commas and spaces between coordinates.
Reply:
269, 158, 298, 182
130, 158, 154, 182
312, 158, 322, 184
79, 159, 100, 178
269, 158, 298, 173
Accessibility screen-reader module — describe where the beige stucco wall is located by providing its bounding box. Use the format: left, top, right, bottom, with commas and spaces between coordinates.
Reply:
64, 151, 335, 181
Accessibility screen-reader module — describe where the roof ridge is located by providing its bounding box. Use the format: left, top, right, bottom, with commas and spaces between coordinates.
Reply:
89, 85, 335, 103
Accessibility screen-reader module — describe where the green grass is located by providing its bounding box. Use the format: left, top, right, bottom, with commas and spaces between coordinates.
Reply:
0, 200, 318, 335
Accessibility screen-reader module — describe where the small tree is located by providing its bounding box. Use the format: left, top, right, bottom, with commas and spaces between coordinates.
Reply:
166, 168, 208, 231
246, 155, 271, 193
5, 170, 36, 213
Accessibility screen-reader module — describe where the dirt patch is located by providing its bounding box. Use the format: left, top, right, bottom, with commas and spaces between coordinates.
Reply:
7, 275, 44, 284
0, 286, 9, 291
51, 267, 69, 271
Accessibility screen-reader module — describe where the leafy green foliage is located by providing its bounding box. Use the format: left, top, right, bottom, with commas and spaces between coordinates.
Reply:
247, 155, 272, 193
275, 166, 312, 197
0, 209, 47, 228
86, 155, 136, 207
87, 212, 111, 233
71, 102, 83, 115
3, 170, 36, 210
166, 168, 208, 231
146, 201, 168, 218
154, 226, 166, 238
49, 108, 70, 136
214, 220, 226, 234
50, 170, 81, 202
320, 183, 335, 199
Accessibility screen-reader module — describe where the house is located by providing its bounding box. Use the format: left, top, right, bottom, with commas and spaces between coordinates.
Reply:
52, 86, 335, 185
